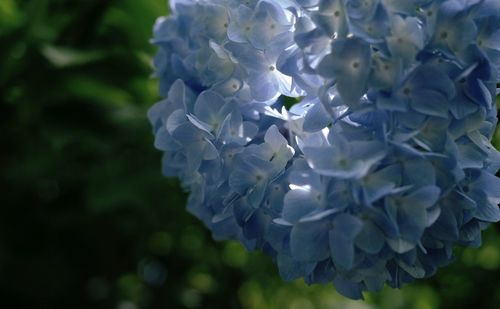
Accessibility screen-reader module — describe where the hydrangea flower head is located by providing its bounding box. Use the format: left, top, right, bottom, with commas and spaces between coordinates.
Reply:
149, 0, 500, 299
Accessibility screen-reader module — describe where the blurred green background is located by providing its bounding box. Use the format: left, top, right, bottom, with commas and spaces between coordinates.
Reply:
1, 1, 499, 308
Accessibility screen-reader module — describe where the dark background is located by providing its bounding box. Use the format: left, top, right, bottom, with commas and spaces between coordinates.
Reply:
1, 1, 499, 308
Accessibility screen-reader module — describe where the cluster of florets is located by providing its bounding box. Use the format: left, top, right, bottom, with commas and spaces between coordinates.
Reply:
149, 0, 500, 299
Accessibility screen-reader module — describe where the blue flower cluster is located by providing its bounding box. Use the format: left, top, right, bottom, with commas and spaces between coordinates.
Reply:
149, 0, 500, 299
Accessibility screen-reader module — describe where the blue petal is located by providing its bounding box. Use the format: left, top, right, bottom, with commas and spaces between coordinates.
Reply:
406, 65, 456, 100
303, 101, 332, 132
171, 123, 204, 146
282, 189, 321, 223
403, 159, 436, 188
266, 221, 291, 252
410, 90, 449, 118
227, 5, 254, 43
299, 209, 339, 223
264, 125, 288, 150
386, 238, 416, 254
471, 191, 500, 222
166, 109, 188, 135
449, 94, 479, 119
194, 90, 227, 125
355, 221, 385, 254
312, 0, 348, 38
329, 214, 363, 269
249, 1, 292, 49
398, 201, 428, 243
211, 214, 240, 241
362, 164, 402, 203
397, 260, 425, 279
242, 209, 271, 239
333, 276, 363, 300
428, 205, 459, 241
473, 171, 500, 198
277, 254, 316, 282
304, 141, 385, 179
229, 155, 274, 194
403, 186, 441, 209
318, 38, 372, 106
248, 72, 280, 102
290, 220, 330, 262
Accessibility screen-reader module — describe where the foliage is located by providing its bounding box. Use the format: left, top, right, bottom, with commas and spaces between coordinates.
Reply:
0, 0, 499, 308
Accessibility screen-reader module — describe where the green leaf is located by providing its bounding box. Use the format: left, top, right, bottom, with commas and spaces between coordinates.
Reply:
41, 45, 105, 67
